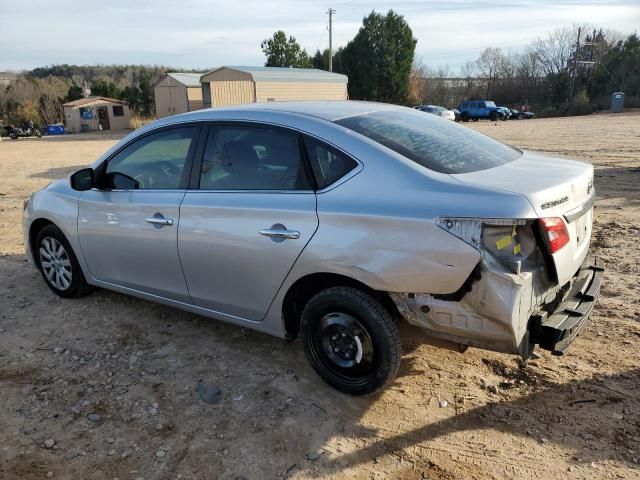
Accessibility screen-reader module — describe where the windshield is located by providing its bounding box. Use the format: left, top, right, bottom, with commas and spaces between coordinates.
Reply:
335, 109, 521, 174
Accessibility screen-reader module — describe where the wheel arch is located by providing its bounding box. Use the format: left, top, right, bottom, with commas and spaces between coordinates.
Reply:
29, 218, 56, 268
281, 272, 400, 341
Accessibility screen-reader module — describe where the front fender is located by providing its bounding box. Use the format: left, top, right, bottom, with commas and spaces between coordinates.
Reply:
24, 181, 91, 279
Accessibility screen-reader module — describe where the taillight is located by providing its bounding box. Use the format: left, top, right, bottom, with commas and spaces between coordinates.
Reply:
539, 217, 570, 253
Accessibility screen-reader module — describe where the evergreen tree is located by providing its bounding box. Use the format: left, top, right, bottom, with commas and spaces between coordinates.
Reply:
261, 31, 313, 68
341, 10, 417, 104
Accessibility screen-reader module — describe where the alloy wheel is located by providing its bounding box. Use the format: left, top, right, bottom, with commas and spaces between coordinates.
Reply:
39, 236, 72, 290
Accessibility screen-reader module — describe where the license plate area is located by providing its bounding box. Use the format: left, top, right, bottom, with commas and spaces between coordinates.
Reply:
575, 215, 587, 245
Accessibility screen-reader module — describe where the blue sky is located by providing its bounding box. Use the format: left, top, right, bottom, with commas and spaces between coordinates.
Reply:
1, 0, 638, 71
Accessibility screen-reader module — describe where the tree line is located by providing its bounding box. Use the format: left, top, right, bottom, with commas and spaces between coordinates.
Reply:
0, 65, 193, 127
262, 11, 639, 114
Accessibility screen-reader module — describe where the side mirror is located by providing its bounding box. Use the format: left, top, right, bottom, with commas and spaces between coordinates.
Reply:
70, 168, 94, 191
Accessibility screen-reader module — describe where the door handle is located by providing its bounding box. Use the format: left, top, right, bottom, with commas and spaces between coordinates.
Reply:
259, 228, 300, 240
146, 217, 174, 226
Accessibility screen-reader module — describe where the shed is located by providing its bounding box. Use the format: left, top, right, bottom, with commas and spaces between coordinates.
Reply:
154, 72, 204, 118
63, 97, 130, 133
200, 66, 348, 108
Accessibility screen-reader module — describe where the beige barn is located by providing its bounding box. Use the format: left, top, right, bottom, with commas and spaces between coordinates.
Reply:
154, 72, 204, 118
63, 97, 130, 133
200, 66, 348, 108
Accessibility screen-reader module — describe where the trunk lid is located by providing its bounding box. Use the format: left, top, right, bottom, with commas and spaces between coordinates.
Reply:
452, 150, 595, 286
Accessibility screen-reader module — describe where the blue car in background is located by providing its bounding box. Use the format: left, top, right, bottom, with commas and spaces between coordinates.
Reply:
458, 100, 503, 122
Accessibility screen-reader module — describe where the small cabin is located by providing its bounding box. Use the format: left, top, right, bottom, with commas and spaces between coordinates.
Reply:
63, 97, 131, 133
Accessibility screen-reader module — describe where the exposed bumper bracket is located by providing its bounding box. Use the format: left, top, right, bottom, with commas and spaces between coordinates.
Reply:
530, 257, 603, 355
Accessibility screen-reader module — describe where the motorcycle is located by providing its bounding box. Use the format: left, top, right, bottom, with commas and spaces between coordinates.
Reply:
5, 121, 42, 140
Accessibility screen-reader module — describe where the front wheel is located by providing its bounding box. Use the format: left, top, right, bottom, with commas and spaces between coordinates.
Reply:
489, 111, 498, 121
461, 112, 470, 122
34, 130, 42, 138
300, 287, 401, 395
35, 224, 94, 298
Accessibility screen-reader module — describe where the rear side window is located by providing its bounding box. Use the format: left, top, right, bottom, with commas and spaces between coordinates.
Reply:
304, 137, 357, 189
335, 109, 521, 174
199, 125, 311, 190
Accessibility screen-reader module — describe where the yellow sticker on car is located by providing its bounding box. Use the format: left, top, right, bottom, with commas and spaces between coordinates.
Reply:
496, 236, 512, 250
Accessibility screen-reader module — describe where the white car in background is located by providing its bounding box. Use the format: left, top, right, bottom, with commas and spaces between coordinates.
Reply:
416, 105, 456, 121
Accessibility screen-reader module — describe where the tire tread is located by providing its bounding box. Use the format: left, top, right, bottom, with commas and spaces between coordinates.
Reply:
301, 286, 401, 395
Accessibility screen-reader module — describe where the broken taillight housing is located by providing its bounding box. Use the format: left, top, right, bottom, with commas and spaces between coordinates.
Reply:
539, 217, 570, 253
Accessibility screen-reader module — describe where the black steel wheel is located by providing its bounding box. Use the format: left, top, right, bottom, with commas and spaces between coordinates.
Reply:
489, 111, 498, 121
301, 287, 401, 395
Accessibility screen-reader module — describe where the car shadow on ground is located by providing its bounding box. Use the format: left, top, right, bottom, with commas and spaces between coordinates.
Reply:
29, 165, 88, 180
1, 253, 638, 479
327, 369, 638, 473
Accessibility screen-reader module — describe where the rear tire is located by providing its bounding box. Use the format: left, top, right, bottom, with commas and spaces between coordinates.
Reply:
35, 224, 94, 298
300, 287, 401, 395
9, 131, 18, 140
519, 113, 525, 120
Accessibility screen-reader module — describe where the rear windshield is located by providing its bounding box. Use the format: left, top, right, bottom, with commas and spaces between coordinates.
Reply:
335, 109, 521, 174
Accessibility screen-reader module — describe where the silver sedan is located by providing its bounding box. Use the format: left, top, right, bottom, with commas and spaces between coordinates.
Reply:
23, 101, 602, 394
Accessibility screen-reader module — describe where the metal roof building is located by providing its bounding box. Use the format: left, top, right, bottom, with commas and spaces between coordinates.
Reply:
200, 66, 348, 108
154, 72, 204, 118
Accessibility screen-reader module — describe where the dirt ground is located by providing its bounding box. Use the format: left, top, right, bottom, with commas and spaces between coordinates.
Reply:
0, 112, 639, 480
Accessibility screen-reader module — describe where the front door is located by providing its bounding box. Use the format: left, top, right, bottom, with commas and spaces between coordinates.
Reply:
97, 106, 110, 130
78, 125, 201, 302
179, 123, 318, 321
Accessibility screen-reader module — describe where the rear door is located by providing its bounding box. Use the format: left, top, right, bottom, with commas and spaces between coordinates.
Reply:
178, 123, 318, 321
78, 125, 200, 302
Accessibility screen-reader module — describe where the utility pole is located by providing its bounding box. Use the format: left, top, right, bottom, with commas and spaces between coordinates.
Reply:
327, 8, 335, 72
569, 26, 581, 105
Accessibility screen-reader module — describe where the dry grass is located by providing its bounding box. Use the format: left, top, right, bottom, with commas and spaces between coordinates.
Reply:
130, 114, 156, 130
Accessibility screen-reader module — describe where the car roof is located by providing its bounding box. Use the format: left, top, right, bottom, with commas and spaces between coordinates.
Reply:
164, 100, 404, 123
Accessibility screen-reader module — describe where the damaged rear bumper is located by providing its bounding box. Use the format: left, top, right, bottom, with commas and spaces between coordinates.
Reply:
529, 257, 604, 355
390, 255, 603, 359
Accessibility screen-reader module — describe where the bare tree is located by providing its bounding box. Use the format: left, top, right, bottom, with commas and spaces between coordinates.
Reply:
533, 26, 577, 77
408, 57, 428, 105
476, 47, 505, 97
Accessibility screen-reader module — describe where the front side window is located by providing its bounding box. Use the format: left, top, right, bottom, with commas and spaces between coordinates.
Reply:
104, 127, 196, 189
199, 126, 310, 190
335, 109, 521, 174
304, 137, 357, 189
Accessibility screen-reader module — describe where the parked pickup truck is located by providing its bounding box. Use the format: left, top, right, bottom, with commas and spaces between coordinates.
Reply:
459, 100, 503, 122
